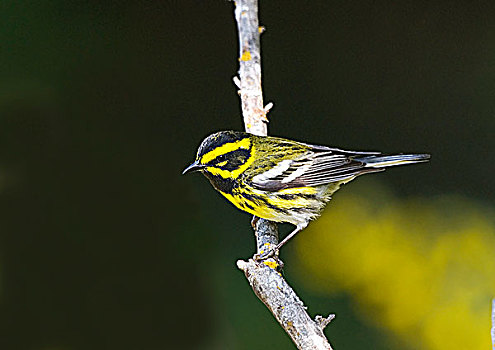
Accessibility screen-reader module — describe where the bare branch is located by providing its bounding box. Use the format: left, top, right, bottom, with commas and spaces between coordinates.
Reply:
232, 1, 334, 348
315, 314, 336, 331
234, 0, 268, 136
237, 259, 333, 350
234, 0, 275, 257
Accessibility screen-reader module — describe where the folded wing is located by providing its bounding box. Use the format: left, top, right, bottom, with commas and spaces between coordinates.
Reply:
251, 146, 382, 191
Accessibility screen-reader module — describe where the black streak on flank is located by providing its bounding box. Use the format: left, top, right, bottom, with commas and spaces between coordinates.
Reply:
241, 201, 255, 211
242, 192, 289, 214
277, 193, 317, 201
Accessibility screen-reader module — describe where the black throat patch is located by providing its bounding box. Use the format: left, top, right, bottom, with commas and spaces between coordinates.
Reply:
203, 172, 235, 194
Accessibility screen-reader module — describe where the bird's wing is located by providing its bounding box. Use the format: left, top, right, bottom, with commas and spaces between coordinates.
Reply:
251, 147, 381, 191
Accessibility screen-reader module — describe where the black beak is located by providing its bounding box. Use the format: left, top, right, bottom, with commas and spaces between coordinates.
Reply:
182, 160, 204, 175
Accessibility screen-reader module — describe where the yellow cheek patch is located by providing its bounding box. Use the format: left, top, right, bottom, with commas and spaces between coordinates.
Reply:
200, 138, 251, 164
206, 167, 231, 178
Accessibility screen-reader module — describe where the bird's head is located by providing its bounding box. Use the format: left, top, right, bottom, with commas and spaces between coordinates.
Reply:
182, 131, 254, 179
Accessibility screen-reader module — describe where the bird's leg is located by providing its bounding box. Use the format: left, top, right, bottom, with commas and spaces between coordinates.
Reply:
274, 222, 308, 252
254, 222, 308, 260
251, 215, 259, 229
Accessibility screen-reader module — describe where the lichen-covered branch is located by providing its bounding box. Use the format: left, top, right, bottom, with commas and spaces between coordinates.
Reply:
237, 259, 334, 350
233, 0, 275, 257
233, 0, 275, 256
234, 0, 269, 137
232, 1, 334, 349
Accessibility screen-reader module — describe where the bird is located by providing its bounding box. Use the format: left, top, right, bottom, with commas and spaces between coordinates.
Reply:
183, 130, 430, 258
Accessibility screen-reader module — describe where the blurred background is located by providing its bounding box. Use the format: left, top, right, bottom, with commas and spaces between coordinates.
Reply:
1, 1, 494, 349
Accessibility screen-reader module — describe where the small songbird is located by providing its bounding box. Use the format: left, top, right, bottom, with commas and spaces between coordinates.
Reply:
183, 130, 430, 257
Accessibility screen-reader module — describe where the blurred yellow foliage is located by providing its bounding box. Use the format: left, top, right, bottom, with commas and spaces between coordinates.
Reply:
295, 185, 495, 350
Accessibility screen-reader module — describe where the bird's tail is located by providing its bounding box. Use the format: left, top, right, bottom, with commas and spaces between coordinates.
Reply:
355, 153, 431, 168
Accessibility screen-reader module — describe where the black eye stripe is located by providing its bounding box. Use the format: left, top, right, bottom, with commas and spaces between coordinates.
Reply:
210, 148, 251, 164
203, 148, 252, 173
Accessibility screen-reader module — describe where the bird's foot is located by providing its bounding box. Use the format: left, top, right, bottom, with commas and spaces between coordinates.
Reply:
253, 247, 277, 261
253, 249, 284, 270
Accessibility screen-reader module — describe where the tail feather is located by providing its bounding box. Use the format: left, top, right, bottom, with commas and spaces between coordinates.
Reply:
355, 153, 431, 168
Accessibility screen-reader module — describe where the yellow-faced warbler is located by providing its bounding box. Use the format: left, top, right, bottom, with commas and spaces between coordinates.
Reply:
183, 131, 429, 257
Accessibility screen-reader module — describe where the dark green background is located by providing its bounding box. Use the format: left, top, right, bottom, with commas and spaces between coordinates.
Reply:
0, 1, 493, 349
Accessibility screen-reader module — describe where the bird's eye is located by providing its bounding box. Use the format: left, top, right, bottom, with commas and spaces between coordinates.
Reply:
216, 154, 227, 163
